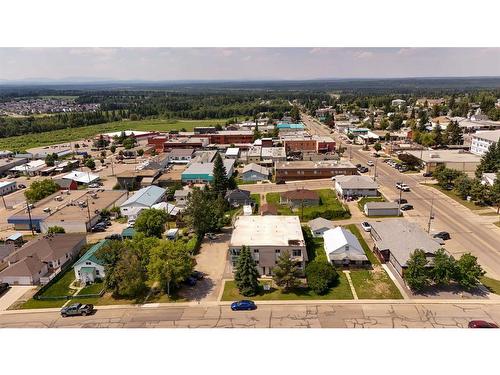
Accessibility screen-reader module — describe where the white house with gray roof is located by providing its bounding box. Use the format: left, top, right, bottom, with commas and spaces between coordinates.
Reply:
323, 227, 369, 266
120, 185, 166, 219
335, 175, 379, 198
307, 217, 336, 237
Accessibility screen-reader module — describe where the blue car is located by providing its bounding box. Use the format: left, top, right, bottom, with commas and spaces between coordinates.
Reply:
231, 300, 256, 311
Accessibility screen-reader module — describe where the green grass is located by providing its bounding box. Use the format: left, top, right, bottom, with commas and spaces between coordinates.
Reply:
0, 118, 234, 151
250, 194, 260, 206
237, 179, 258, 185
77, 281, 105, 295
357, 196, 385, 212
481, 276, 500, 295
221, 277, 353, 301
345, 224, 380, 265
20, 299, 67, 309
38, 268, 77, 298
428, 184, 484, 211
349, 269, 403, 299
266, 189, 350, 221
305, 236, 327, 263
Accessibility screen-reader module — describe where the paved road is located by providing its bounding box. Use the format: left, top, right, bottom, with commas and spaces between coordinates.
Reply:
301, 114, 500, 279
1, 301, 499, 328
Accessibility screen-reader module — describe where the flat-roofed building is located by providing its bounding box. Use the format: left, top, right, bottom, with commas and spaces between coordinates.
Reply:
181, 159, 235, 184
364, 202, 400, 217
405, 150, 481, 173
229, 215, 307, 276
0, 180, 17, 196
163, 137, 209, 152
470, 130, 500, 156
0, 157, 28, 176
275, 160, 357, 182
208, 131, 253, 144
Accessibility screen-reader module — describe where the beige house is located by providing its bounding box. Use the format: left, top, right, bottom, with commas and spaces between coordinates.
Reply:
229, 215, 307, 276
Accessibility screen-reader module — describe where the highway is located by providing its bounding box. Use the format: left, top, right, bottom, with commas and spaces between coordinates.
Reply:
300, 114, 500, 278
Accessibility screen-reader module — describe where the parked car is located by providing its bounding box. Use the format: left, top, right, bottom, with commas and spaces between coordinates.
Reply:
205, 232, 218, 240
60, 303, 94, 317
91, 224, 106, 232
400, 204, 414, 211
17, 184, 26, 189
231, 300, 257, 311
191, 271, 205, 280
184, 276, 197, 286
276, 180, 286, 185
367, 160, 374, 166
361, 222, 371, 232
396, 182, 410, 191
423, 172, 433, 178
433, 231, 451, 241
0, 283, 9, 295
394, 198, 408, 204
468, 320, 498, 328
88, 183, 100, 188
355, 163, 362, 168
105, 234, 122, 241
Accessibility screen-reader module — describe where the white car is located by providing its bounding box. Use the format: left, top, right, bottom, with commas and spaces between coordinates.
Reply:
361, 222, 371, 232
367, 160, 374, 166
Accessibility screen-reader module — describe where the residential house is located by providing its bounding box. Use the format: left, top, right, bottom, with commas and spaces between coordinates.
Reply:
0, 233, 86, 285
225, 189, 252, 207
241, 163, 269, 182
53, 178, 78, 191
335, 175, 379, 198
280, 189, 320, 208
167, 148, 195, 164
323, 227, 369, 266
174, 189, 192, 207
229, 215, 307, 276
62, 171, 100, 185
307, 217, 336, 237
73, 240, 108, 284
181, 159, 235, 184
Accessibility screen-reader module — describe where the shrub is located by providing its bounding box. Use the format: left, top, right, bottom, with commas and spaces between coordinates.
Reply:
305, 260, 339, 294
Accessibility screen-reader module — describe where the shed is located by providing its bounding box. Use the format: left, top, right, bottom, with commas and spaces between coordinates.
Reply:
364, 202, 400, 217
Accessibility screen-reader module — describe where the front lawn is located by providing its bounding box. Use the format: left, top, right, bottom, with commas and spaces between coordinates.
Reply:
221, 276, 353, 301
77, 281, 105, 295
349, 269, 403, 299
250, 193, 260, 206
38, 267, 77, 298
481, 276, 500, 295
428, 184, 485, 211
266, 189, 350, 221
20, 299, 67, 309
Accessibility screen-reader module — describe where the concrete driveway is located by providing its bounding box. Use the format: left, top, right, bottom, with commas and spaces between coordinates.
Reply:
0, 286, 35, 311
180, 230, 230, 302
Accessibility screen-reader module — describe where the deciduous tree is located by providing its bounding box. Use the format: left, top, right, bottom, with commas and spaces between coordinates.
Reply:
404, 249, 430, 292
135, 208, 169, 238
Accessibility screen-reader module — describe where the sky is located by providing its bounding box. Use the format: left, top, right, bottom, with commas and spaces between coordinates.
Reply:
0, 48, 499, 82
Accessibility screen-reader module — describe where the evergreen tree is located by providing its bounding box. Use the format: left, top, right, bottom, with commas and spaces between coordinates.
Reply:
234, 246, 260, 296
272, 251, 302, 292
475, 142, 500, 178
432, 123, 444, 146
210, 153, 228, 195
445, 120, 463, 145
404, 249, 430, 292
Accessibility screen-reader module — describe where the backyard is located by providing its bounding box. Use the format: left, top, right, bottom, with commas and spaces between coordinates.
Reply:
266, 189, 350, 221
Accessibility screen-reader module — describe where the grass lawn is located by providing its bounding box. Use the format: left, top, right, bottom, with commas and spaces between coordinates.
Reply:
345, 224, 380, 265
20, 299, 67, 309
38, 268, 77, 298
349, 269, 403, 299
357, 196, 385, 212
0, 118, 235, 151
428, 184, 485, 211
305, 236, 327, 263
77, 281, 105, 295
237, 179, 258, 185
266, 189, 350, 221
69, 288, 187, 306
221, 277, 353, 301
250, 193, 260, 206
481, 276, 500, 295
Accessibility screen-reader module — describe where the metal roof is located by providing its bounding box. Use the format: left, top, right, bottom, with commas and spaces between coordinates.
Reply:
121, 185, 166, 208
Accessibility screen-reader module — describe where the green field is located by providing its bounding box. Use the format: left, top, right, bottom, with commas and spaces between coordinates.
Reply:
266, 189, 350, 221
0, 118, 233, 151
221, 276, 353, 301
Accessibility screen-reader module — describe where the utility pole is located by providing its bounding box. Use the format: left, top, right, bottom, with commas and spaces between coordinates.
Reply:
1, 194, 7, 210
427, 194, 435, 234
110, 155, 115, 176
26, 200, 35, 235
86, 198, 92, 231
397, 189, 402, 216
374, 159, 378, 181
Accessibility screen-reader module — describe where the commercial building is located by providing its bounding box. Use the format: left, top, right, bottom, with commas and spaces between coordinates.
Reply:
229, 215, 307, 276
241, 163, 270, 181
470, 130, 500, 156
364, 202, 400, 217
181, 159, 235, 183
260, 147, 287, 163
0, 233, 86, 285
8, 190, 127, 233
0, 157, 28, 176
100, 130, 159, 142
283, 137, 317, 153
163, 137, 209, 152
335, 175, 379, 198
120, 185, 166, 219
275, 160, 357, 182
405, 150, 481, 173
62, 171, 100, 185
276, 123, 305, 132
9, 160, 46, 176
0, 181, 17, 196
115, 169, 161, 190
323, 227, 369, 266
225, 147, 240, 159
208, 130, 253, 144
370, 219, 442, 277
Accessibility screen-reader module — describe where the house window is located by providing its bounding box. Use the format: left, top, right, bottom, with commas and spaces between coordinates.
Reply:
292, 249, 302, 257
96, 270, 100, 275
253, 249, 259, 254
345, 245, 349, 251
255, 260, 259, 266
86, 261, 91, 265
78, 271, 81, 276
275, 249, 281, 254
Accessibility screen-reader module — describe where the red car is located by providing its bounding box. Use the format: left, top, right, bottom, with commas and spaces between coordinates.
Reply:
468, 320, 498, 328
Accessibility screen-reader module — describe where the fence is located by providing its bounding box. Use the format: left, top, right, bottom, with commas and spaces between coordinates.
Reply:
35, 289, 105, 301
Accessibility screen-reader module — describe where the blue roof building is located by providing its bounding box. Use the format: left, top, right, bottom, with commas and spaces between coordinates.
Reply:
276, 123, 305, 130
120, 185, 166, 217
181, 159, 235, 183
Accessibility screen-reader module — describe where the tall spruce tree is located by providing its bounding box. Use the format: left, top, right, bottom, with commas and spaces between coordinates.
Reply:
446, 120, 463, 145
211, 153, 228, 195
272, 251, 302, 292
234, 246, 260, 296
475, 142, 500, 178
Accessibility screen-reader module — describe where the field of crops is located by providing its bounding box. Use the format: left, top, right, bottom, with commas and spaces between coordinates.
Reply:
0, 118, 232, 151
